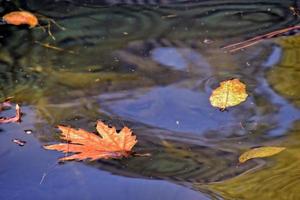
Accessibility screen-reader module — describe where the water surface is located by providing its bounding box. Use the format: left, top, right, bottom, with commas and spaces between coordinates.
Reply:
1, 0, 300, 199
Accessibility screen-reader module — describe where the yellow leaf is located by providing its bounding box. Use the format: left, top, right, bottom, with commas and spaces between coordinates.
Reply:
209, 79, 248, 110
239, 147, 286, 163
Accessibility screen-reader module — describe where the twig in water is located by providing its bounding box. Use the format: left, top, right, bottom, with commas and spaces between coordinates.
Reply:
40, 162, 59, 185
34, 41, 76, 54
223, 25, 300, 52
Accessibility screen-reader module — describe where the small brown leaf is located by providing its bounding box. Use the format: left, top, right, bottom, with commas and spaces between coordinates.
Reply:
44, 121, 138, 161
3, 11, 38, 28
239, 146, 286, 163
0, 104, 22, 124
209, 79, 248, 110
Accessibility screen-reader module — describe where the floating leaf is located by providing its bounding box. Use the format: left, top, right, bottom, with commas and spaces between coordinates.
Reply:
0, 104, 22, 124
3, 11, 38, 28
209, 79, 248, 110
44, 121, 138, 161
239, 147, 286, 163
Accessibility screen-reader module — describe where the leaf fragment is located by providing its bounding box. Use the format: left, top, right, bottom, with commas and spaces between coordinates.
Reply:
12, 139, 26, 146
209, 79, 248, 110
239, 147, 286, 163
0, 104, 22, 124
44, 121, 138, 161
3, 11, 38, 28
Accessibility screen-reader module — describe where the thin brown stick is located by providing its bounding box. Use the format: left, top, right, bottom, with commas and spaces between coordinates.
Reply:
226, 40, 261, 53
34, 41, 76, 54
223, 25, 300, 52
46, 23, 56, 40
132, 152, 151, 157
34, 13, 66, 31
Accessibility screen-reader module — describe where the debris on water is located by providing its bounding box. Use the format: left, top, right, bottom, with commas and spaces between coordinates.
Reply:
203, 39, 213, 44
289, 6, 300, 16
0, 104, 22, 124
161, 14, 177, 19
34, 41, 76, 54
12, 139, 26, 146
133, 152, 152, 157
24, 129, 33, 134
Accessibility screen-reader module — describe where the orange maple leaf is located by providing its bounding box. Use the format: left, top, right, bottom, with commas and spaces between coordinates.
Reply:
44, 121, 138, 161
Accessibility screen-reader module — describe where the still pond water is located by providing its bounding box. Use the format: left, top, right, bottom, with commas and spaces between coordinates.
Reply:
1, 0, 300, 199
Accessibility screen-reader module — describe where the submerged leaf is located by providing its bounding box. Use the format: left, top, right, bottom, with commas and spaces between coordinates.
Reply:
239, 147, 286, 163
209, 79, 248, 110
3, 11, 38, 28
44, 121, 137, 161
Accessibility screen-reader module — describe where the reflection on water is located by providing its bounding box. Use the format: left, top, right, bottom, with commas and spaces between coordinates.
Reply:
1, 0, 300, 199
98, 85, 243, 135
210, 121, 300, 200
